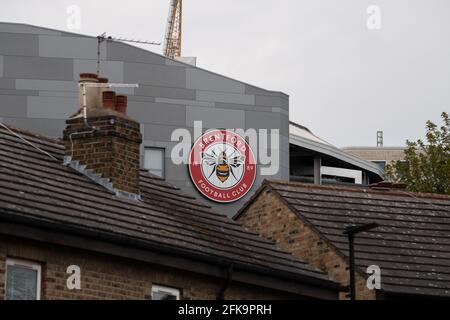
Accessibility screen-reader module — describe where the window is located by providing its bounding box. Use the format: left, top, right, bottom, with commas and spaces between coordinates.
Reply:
144, 148, 165, 178
5, 258, 41, 300
371, 160, 386, 171
151, 285, 180, 300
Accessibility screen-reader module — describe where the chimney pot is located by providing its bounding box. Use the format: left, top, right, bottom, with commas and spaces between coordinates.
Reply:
78, 73, 99, 110
102, 91, 116, 109
66, 73, 141, 196
97, 77, 109, 107
79, 73, 98, 81
115, 95, 128, 114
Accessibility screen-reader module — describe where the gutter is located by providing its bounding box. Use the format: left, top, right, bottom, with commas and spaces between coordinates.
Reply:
0, 209, 343, 294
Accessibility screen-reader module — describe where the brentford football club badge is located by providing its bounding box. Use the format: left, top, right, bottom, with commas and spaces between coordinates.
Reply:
188, 130, 257, 203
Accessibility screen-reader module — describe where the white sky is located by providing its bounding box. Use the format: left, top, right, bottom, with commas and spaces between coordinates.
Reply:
1, 0, 449, 147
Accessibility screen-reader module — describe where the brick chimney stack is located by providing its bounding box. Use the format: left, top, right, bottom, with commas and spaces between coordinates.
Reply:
63, 73, 142, 197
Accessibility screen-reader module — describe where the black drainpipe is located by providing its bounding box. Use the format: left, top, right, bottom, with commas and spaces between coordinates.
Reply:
217, 264, 234, 300
343, 223, 379, 300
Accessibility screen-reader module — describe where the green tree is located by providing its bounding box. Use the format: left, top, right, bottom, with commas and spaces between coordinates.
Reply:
384, 112, 450, 195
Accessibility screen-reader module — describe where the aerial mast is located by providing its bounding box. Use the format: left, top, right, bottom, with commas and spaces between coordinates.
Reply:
96, 33, 160, 75
164, 0, 183, 58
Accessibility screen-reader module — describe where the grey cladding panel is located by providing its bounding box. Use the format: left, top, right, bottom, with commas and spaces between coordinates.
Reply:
164, 160, 189, 181
0, 23, 61, 35
186, 68, 245, 94
245, 85, 289, 99
0, 117, 65, 138
128, 96, 156, 103
27, 96, 78, 119
16, 79, 77, 92
279, 113, 290, 137
245, 85, 273, 96
155, 97, 214, 108
0, 95, 27, 117
0, 33, 38, 56
124, 62, 186, 88
215, 102, 272, 112
107, 42, 167, 65
0, 78, 15, 89
186, 106, 245, 129
255, 95, 286, 108
271, 107, 289, 117
0, 56, 3, 77
165, 59, 186, 67
39, 36, 101, 59
0, 89, 38, 96
73, 59, 124, 82
135, 85, 195, 100
245, 110, 282, 130
4, 56, 73, 80
142, 123, 182, 141
127, 101, 186, 126
196, 90, 254, 105
39, 91, 78, 98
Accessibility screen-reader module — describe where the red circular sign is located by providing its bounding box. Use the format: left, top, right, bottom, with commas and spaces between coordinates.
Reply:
188, 130, 256, 203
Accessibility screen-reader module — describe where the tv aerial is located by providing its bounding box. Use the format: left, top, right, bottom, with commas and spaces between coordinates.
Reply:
96, 32, 161, 75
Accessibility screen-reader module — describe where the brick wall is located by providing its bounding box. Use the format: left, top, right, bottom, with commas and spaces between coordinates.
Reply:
236, 188, 376, 300
0, 236, 298, 300
63, 112, 142, 195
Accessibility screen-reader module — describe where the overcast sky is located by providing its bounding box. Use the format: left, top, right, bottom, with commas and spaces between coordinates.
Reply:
1, 0, 449, 147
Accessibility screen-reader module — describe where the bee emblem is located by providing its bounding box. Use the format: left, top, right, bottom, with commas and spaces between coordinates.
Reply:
189, 130, 256, 203
202, 149, 245, 184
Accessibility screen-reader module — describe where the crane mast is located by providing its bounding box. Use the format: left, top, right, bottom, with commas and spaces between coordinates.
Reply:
164, 0, 183, 58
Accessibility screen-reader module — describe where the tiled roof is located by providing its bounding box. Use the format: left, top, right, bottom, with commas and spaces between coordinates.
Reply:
258, 180, 450, 298
0, 124, 336, 289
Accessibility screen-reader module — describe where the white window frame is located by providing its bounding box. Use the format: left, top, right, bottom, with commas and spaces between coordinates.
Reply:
5, 258, 42, 300
144, 147, 166, 178
151, 284, 180, 300
321, 166, 363, 184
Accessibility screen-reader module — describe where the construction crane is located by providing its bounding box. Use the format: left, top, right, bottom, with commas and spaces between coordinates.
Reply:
164, 0, 183, 58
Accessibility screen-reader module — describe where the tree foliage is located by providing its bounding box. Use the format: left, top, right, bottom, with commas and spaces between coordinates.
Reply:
384, 112, 450, 195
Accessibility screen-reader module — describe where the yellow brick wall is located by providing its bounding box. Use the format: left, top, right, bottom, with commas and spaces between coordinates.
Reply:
0, 235, 297, 300
237, 188, 376, 300
344, 149, 405, 163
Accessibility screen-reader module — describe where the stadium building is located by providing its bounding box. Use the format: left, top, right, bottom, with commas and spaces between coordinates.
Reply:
0, 22, 382, 215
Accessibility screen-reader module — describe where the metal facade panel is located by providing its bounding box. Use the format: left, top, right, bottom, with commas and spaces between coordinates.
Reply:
0, 33, 39, 56
186, 68, 245, 93
73, 59, 124, 82
186, 105, 245, 129
27, 96, 77, 119
0, 95, 27, 117
0, 22, 61, 35
124, 62, 186, 87
0, 22, 290, 216
39, 36, 101, 59
4, 56, 73, 80
196, 90, 255, 105
107, 41, 167, 65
